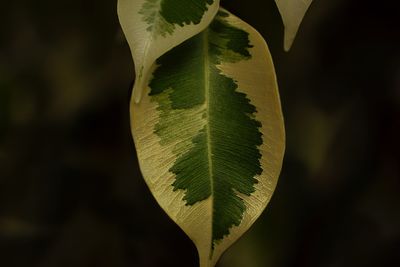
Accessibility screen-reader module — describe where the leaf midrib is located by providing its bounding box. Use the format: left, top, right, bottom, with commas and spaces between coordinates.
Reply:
142, 0, 163, 74
202, 29, 216, 256
136, 0, 165, 102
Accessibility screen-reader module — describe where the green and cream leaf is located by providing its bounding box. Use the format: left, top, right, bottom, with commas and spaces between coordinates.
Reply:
130, 8, 285, 267
118, 0, 220, 103
275, 0, 313, 51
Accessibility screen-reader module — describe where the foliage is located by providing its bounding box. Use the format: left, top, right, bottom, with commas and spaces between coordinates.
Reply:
118, 0, 312, 266
1, 1, 399, 267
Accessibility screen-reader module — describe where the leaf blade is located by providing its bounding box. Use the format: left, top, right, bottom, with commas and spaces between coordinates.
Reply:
131, 8, 285, 267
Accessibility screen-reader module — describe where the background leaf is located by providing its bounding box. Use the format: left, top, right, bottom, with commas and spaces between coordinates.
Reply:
118, 0, 220, 103
275, 0, 313, 51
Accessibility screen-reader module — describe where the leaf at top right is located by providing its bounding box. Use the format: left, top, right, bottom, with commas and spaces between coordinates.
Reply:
275, 0, 313, 51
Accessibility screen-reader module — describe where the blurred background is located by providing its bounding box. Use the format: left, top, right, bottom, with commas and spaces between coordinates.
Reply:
0, 0, 399, 266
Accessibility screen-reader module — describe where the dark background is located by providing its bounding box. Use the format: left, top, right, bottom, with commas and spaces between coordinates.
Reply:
0, 0, 399, 266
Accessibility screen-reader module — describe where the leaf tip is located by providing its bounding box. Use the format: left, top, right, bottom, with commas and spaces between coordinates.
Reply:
283, 30, 296, 51
132, 85, 143, 104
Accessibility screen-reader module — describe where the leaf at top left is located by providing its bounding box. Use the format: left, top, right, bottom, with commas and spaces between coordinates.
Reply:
118, 0, 220, 103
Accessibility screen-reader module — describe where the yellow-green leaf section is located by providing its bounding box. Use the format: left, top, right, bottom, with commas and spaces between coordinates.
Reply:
118, 0, 220, 103
275, 0, 313, 51
130, 8, 285, 267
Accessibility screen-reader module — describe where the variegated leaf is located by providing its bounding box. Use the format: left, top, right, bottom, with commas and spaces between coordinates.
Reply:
118, 0, 220, 103
130, 8, 285, 267
275, 0, 313, 51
